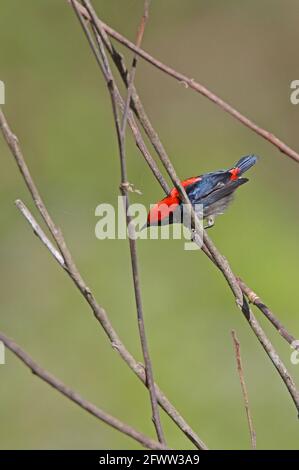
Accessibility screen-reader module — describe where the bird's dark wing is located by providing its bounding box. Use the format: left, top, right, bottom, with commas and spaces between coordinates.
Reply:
185, 170, 228, 203
200, 178, 248, 206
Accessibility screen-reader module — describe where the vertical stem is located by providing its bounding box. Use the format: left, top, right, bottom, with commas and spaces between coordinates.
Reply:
80, 0, 165, 444
231, 330, 257, 449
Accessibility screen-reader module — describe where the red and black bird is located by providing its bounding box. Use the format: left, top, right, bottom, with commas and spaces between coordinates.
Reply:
145, 154, 258, 229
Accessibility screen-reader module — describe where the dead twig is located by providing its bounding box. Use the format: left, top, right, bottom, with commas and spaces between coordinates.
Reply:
84, 0, 165, 444
238, 278, 299, 352
0, 331, 167, 450
231, 330, 257, 450
82, 1, 299, 165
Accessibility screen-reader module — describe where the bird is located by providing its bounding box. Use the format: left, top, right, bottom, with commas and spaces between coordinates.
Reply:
144, 154, 258, 230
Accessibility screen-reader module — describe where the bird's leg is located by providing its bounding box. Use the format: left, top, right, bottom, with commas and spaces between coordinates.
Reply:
204, 216, 215, 230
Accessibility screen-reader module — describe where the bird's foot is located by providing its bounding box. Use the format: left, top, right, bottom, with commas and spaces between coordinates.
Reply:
204, 216, 215, 230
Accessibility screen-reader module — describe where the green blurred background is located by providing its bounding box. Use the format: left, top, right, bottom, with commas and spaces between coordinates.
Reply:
1, 0, 299, 450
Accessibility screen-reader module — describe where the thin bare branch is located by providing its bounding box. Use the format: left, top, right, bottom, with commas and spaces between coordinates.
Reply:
80, 0, 165, 444
87, 12, 299, 164
194, 236, 299, 416
0, 109, 84, 290
0, 108, 207, 450
15, 199, 65, 267
120, 1, 165, 444
0, 331, 167, 450
231, 330, 257, 450
120, 0, 151, 139
71, 1, 170, 194
238, 278, 299, 352
0, 112, 61, 243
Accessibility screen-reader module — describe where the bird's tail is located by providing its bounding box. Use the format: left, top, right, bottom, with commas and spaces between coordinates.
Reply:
234, 154, 258, 175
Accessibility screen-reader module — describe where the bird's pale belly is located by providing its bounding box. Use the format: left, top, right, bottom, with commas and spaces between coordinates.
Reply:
202, 193, 234, 218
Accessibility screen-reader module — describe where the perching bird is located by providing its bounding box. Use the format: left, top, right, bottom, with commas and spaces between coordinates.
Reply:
145, 154, 258, 229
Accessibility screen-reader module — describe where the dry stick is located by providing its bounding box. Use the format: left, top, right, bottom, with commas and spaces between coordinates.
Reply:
120, 0, 151, 137
89, 0, 165, 444
193, 233, 299, 416
81, 2, 299, 167
89, 13, 299, 164
198, 244, 299, 359
85, 2, 172, 196
119, 3, 166, 444
0, 116, 206, 454
238, 278, 299, 352
14, 200, 74, 270
15, 199, 65, 266
0, 331, 166, 450
72, 1, 170, 195
231, 330, 257, 450
81, 4, 299, 416
0, 114, 83, 291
